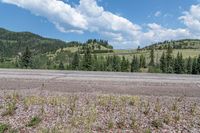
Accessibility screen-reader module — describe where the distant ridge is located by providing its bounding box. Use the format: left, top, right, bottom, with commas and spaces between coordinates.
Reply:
0, 28, 68, 57
142, 39, 200, 50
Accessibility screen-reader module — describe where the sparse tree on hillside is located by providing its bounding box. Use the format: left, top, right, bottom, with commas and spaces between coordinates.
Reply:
92, 54, 99, 71
121, 56, 129, 72
20, 47, 32, 68
106, 56, 113, 71
197, 55, 200, 74
186, 56, 192, 74
192, 58, 198, 74
166, 45, 174, 73
58, 61, 65, 70
131, 55, 140, 72
160, 52, 167, 73
72, 52, 80, 70
113, 55, 121, 72
139, 54, 146, 68
82, 47, 92, 71
149, 48, 155, 66
174, 52, 184, 74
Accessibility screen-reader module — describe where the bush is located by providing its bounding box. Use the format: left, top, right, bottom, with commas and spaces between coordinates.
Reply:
148, 66, 161, 73
0, 123, 9, 133
1, 102, 17, 117
151, 119, 163, 129
26, 116, 42, 127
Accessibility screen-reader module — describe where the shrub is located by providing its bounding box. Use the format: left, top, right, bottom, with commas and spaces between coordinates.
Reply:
148, 66, 161, 73
0, 123, 9, 133
144, 128, 152, 133
1, 102, 17, 117
151, 119, 163, 129
26, 116, 42, 127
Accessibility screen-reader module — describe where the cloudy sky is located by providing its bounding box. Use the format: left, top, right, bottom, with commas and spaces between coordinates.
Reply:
0, 0, 200, 49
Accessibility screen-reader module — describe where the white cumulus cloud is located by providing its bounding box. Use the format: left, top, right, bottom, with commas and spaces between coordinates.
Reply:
179, 4, 200, 37
1, 0, 200, 48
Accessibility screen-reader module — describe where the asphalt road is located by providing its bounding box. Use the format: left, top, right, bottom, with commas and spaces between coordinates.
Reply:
0, 69, 200, 97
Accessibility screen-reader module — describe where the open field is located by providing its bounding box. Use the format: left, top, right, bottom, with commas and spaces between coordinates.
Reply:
0, 69, 200, 132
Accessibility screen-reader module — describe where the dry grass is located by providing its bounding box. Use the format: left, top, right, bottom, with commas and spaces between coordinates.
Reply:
0, 91, 200, 133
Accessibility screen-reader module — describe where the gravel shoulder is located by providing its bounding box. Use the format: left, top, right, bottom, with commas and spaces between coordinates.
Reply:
0, 69, 200, 97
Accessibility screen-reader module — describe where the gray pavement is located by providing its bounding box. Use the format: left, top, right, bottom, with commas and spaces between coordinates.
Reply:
0, 69, 200, 97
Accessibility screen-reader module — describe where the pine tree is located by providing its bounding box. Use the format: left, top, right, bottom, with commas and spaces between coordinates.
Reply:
106, 56, 113, 71
125, 59, 130, 72
186, 56, 192, 74
131, 55, 139, 72
192, 58, 198, 74
149, 48, 155, 66
174, 52, 184, 74
99, 56, 106, 71
166, 45, 174, 73
139, 54, 146, 68
20, 47, 32, 68
113, 55, 121, 72
72, 52, 80, 70
179, 53, 185, 73
92, 54, 99, 71
83, 47, 92, 71
160, 52, 167, 73
197, 55, 200, 74
121, 56, 129, 72
58, 61, 65, 70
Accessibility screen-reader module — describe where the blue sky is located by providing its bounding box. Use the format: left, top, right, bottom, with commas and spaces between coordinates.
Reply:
0, 0, 200, 49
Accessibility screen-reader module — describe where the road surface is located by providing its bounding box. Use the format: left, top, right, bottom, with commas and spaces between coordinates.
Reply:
0, 69, 200, 97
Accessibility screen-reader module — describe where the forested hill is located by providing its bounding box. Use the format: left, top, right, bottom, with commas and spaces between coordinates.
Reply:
142, 39, 200, 50
0, 28, 69, 57
0, 28, 113, 57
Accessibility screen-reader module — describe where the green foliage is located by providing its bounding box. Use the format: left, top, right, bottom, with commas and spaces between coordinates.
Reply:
121, 56, 130, 72
143, 39, 200, 50
58, 61, 65, 70
148, 66, 161, 73
1, 28, 200, 75
1, 102, 17, 117
192, 58, 198, 74
0, 28, 68, 57
131, 55, 140, 72
197, 55, 200, 74
160, 52, 167, 73
82, 47, 92, 71
186, 57, 193, 74
20, 47, 32, 68
112, 55, 121, 72
144, 128, 152, 133
139, 54, 146, 68
149, 48, 155, 66
166, 45, 174, 73
0, 123, 9, 133
174, 52, 185, 74
26, 116, 42, 127
71, 52, 80, 70
151, 118, 163, 129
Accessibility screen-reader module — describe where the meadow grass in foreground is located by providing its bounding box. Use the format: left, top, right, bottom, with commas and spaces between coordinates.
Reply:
0, 91, 199, 133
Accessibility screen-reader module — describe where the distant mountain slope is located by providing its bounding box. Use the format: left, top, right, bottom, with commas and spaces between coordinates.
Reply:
0, 28, 113, 57
142, 39, 200, 50
0, 28, 68, 57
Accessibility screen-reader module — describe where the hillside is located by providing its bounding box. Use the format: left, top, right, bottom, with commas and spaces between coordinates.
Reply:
0, 28, 71, 57
142, 39, 200, 50
0, 28, 114, 57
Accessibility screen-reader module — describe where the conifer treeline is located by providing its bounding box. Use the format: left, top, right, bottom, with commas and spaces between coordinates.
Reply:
69, 45, 200, 74
19, 46, 200, 75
